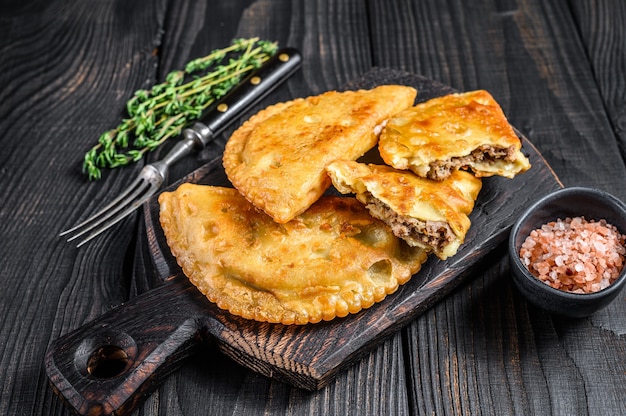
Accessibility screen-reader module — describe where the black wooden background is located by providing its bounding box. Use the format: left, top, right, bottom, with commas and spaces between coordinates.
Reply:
1, 0, 625, 415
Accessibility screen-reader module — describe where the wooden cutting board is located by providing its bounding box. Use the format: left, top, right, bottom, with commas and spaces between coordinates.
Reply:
45, 69, 562, 416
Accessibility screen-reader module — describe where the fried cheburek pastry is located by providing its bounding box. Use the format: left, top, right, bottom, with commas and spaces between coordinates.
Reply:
223, 85, 417, 224
326, 160, 482, 260
158, 183, 428, 325
378, 90, 531, 180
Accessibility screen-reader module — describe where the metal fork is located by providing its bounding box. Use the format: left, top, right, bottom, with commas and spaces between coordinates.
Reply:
61, 47, 302, 247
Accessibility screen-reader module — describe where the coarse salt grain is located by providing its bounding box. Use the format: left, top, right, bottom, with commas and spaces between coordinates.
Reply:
519, 217, 626, 293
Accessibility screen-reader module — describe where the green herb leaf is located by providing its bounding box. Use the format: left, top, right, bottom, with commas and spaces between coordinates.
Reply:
82, 37, 278, 180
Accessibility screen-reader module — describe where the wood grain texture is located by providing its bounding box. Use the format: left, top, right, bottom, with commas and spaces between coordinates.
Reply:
2, 0, 626, 415
45, 70, 561, 415
570, 0, 626, 181
132, 2, 405, 416
561, 3, 626, 414
369, 0, 626, 193
368, 1, 626, 415
0, 1, 168, 415
138, 2, 406, 416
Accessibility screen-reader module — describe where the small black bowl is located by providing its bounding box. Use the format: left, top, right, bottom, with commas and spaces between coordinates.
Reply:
508, 187, 626, 317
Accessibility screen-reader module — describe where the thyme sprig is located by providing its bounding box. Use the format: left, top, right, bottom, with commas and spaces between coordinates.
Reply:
83, 37, 278, 180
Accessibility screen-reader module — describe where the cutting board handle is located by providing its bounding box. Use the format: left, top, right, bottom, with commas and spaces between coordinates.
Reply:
45, 275, 209, 416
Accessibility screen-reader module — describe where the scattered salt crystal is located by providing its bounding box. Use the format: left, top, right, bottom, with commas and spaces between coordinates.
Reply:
593, 241, 606, 253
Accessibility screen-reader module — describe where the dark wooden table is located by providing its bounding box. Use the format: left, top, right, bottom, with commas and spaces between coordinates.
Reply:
2, 1, 626, 415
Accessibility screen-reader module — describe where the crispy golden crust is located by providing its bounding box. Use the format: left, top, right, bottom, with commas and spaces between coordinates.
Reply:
223, 85, 418, 223
379, 90, 531, 179
158, 184, 428, 325
326, 160, 482, 259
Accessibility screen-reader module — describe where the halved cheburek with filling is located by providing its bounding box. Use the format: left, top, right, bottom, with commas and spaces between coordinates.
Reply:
326, 160, 482, 260
223, 85, 417, 224
158, 183, 428, 325
378, 90, 531, 180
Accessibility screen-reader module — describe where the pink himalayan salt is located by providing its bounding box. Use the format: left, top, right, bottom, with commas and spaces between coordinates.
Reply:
519, 217, 626, 294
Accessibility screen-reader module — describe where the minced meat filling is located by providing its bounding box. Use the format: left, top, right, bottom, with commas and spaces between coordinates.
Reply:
364, 194, 455, 252
426, 145, 515, 180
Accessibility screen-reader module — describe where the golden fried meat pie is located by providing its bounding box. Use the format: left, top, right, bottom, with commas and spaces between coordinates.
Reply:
379, 90, 531, 180
158, 183, 428, 325
326, 160, 482, 259
223, 85, 417, 223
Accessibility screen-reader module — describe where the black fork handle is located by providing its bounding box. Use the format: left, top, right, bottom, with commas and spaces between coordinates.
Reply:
167, 47, 303, 165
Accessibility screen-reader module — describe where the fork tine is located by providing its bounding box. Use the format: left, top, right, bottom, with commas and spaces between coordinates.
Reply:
66, 179, 150, 242
60, 175, 146, 237
71, 181, 160, 247
62, 177, 154, 246
61, 162, 165, 247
